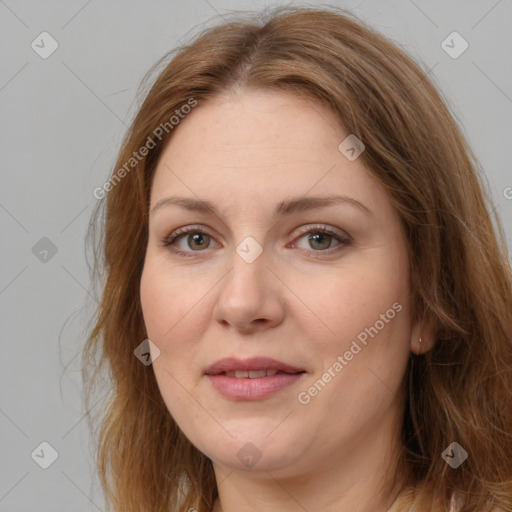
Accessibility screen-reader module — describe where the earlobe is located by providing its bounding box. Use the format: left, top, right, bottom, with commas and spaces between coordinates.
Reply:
410, 334, 424, 355
410, 308, 437, 354
411, 327, 436, 354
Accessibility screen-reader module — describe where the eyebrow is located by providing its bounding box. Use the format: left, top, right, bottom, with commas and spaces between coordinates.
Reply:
151, 194, 373, 218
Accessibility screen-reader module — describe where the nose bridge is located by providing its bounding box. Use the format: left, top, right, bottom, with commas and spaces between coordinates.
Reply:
213, 234, 284, 331
224, 235, 268, 303
235, 234, 265, 265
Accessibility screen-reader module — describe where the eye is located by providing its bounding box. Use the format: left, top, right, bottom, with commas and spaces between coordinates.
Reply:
158, 224, 351, 257
290, 224, 351, 254
158, 225, 217, 257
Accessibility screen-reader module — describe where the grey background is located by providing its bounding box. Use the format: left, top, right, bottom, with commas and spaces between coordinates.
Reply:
1, 0, 511, 510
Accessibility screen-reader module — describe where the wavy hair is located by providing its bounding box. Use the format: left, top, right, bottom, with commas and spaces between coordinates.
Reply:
83, 6, 512, 512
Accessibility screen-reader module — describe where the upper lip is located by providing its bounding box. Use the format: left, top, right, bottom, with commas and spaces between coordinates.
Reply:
205, 357, 305, 376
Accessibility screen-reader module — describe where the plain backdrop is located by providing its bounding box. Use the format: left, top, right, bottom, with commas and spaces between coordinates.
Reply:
1, 0, 511, 510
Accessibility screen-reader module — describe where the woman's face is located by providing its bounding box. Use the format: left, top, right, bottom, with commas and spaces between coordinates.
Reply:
140, 89, 416, 479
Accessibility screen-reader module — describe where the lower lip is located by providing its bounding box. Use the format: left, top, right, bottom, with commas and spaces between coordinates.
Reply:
206, 373, 305, 400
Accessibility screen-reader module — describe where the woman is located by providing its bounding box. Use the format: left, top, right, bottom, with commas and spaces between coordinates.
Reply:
83, 6, 512, 512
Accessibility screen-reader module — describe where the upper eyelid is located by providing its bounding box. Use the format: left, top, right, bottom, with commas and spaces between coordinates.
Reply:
168, 223, 347, 237
165, 223, 350, 248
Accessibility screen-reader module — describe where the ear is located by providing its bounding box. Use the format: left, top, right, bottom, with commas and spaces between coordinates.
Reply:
410, 311, 436, 355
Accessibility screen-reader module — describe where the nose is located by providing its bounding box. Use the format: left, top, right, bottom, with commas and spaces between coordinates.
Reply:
213, 245, 285, 335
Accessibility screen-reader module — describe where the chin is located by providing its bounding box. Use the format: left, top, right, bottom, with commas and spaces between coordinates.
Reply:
196, 429, 304, 473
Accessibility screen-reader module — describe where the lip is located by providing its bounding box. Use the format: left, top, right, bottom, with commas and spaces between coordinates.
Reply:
205, 357, 306, 401
205, 357, 304, 375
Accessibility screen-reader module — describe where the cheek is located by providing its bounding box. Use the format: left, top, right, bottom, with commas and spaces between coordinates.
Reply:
293, 252, 411, 411
139, 259, 213, 385
140, 259, 202, 340
292, 261, 408, 348
140, 264, 201, 416
140, 266, 169, 339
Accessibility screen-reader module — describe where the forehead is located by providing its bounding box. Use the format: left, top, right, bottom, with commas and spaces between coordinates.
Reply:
149, 89, 390, 220
188, 89, 341, 146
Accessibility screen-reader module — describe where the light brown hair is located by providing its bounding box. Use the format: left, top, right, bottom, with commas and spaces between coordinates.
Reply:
83, 6, 512, 512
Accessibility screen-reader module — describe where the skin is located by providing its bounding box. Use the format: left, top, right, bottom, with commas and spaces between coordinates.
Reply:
139, 89, 433, 512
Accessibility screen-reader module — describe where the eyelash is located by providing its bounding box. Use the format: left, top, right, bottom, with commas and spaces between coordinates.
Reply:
158, 224, 352, 258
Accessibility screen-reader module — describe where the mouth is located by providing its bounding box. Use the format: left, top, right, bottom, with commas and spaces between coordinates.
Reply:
204, 357, 306, 400
205, 356, 305, 376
